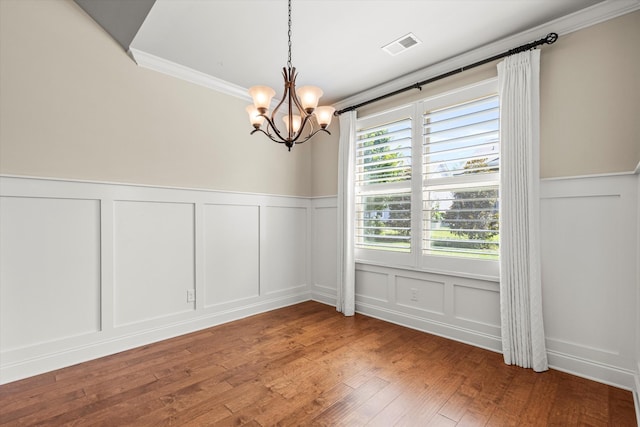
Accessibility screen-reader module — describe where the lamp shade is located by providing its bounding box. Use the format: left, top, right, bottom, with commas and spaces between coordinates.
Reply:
246, 105, 265, 128
248, 86, 276, 112
314, 106, 335, 128
282, 114, 302, 133
297, 86, 323, 113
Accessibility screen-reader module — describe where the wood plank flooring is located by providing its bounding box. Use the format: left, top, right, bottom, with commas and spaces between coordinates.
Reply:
0, 301, 636, 426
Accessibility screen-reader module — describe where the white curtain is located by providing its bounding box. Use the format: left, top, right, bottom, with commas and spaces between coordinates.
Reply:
336, 111, 356, 316
498, 49, 548, 372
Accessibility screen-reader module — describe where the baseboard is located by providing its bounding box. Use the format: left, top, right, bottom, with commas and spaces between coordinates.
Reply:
0, 293, 310, 385
354, 302, 502, 354
546, 349, 637, 391
311, 289, 337, 307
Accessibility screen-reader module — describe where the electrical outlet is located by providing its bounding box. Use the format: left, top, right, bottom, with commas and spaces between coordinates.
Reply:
410, 288, 418, 302
187, 289, 195, 302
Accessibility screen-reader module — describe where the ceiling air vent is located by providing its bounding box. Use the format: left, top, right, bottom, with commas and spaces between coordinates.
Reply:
382, 33, 422, 56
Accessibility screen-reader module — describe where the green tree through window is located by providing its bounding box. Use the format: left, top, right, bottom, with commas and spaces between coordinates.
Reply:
360, 130, 411, 249
442, 158, 499, 253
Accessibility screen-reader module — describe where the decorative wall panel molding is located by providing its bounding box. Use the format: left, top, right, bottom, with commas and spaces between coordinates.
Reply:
540, 173, 638, 389
452, 283, 501, 330
310, 198, 338, 307
261, 206, 308, 296
355, 269, 391, 303
354, 263, 502, 352
0, 176, 311, 384
0, 196, 101, 351
113, 200, 196, 327
203, 204, 260, 308
395, 276, 445, 315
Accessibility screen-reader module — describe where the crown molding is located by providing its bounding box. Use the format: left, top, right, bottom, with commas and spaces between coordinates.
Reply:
128, 48, 252, 102
332, 0, 640, 111
128, 0, 639, 110
128, 48, 287, 110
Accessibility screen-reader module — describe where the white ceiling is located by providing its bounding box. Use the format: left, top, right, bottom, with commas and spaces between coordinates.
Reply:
122, 0, 632, 106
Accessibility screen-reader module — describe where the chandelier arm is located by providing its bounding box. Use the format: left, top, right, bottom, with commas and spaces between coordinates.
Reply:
293, 128, 332, 145
262, 118, 281, 141
262, 115, 278, 137
269, 67, 290, 122
287, 67, 307, 117
257, 103, 319, 146
250, 128, 269, 137
286, 113, 315, 145
258, 114, 290, 144
288, 68, 305, 138
251, 127, 292, 145
286, 70, 295, 141
290, 88, 308, 118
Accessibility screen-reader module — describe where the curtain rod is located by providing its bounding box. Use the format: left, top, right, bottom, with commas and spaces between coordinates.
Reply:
335, 32, 558, 116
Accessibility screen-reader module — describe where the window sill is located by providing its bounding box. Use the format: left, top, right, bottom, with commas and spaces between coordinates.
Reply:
355, 258, 500, 283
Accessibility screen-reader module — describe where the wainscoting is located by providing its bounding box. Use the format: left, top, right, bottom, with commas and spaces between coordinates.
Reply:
540, 174, 638, 390
352, 265, 502, 353
1, 174, 638, 403
0, 176, 312, 384
310, 196, 338, 307
310, 173, 639, 396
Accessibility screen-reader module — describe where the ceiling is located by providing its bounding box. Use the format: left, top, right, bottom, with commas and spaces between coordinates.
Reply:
77, 0, 637, 107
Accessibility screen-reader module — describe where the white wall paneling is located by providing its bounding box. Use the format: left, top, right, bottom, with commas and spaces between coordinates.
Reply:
353, 263, 502, 352
310, 197, 338, 306
203, 204, 260, 308
2, 173, 638, 396
355, 269, 390, 304
261, 204, 309, 296
396, 275, 445, 315
452, 281, 501, 334
541, 174, 638, 389
0, 176, 311, 384
0, 196, 101, 350
114, 200, 196, 326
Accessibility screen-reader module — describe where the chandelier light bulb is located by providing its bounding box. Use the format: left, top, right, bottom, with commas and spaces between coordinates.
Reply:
296, 86, 323, 113
282, 114, 302, 133
248, 86, 276, 113
314, 106, 335, 129
245, 105, 265, 129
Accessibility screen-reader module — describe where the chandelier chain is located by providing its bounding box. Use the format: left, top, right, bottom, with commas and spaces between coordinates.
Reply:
287, 0, 292, 69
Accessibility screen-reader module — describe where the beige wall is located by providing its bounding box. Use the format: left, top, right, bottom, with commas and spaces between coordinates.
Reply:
1, 2, 638, 198
540, 11, 640, 178
0, 0, 312, 197
311, 10, 640, 196
310, 120, 339, 197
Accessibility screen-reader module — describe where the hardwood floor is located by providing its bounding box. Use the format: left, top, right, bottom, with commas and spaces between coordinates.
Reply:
0, 301, 636, 426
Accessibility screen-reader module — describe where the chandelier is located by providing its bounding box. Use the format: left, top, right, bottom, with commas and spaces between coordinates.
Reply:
246, 0, 334, 151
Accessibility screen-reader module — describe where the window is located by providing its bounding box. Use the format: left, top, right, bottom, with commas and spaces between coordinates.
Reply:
423, 94, 500, 260
354, 79, 499, 277
354, 106, 413, 265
